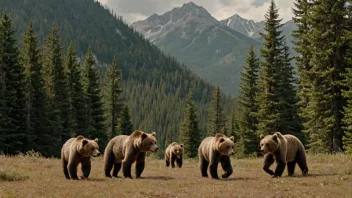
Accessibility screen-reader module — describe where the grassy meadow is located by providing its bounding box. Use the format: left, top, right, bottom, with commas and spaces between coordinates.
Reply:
0, 153, 352, 198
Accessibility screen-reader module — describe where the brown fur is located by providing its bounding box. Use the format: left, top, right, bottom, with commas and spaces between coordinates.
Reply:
198, 133, 234, 179
165, 142, 184, 168
61, 136, 100, 180
260, 132, 308, 177
104, 130, 158, 178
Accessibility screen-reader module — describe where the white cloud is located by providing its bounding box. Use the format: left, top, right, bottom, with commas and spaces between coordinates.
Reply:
96, 0, 295, 23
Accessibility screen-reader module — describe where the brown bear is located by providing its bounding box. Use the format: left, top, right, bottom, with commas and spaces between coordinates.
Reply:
61, 136, 100, 180
198, 133, 234, 179
260, 132, 308, 177
165, 142, 184, 168
103, 130, 158, 178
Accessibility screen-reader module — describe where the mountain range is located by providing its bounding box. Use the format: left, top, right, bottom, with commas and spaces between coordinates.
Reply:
132, 2, 297, 96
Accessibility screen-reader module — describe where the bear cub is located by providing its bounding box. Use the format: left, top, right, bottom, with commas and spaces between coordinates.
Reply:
165, 142, 184, 168
198, 133, 235, 179
260, 132, 308, 177
61, 136, 100, 180
104, 130, 158, 179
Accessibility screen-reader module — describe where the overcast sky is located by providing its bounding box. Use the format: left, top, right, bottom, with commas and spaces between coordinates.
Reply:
97, 0, 295, 24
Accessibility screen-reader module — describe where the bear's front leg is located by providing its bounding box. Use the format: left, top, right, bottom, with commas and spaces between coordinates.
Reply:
273, 155, 286, 177
81, 157, 91, 179
170, 154, 176, 168
135, 152, 146, 178
122, 160, 133, 179
220, 155, 233, 179
209, 153, 220, 179
176, 155, 182, 168
263, 154, 275, 176
68, 163, 79, 180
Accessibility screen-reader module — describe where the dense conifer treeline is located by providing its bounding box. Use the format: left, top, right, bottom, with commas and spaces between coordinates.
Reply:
0, 0, 234, 157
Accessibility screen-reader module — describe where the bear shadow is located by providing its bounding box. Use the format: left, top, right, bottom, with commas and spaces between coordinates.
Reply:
84, 178, 106, 182
222, 177, 255, 181
136, 176, 174, 180
305, 173, 337, 177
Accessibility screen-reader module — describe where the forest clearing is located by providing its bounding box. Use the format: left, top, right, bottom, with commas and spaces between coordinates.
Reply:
0, 153, 351, 198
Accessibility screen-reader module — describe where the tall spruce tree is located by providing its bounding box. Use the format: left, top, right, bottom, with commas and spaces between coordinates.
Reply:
0, 13, 26, 154
207, 86, 225, 136
64, 43, 87, 137
342, 47, 352, 154
84, 46, 107, 147
257, 0, 287, 136
117, 105, 133, 135
105, 56, 123, 138
292, 0, 313, 145
179, 90, 200, 158
44, 25, 71, 148
237, 45, 260, 156
303, 0, 348, 152
22, 22, 54, 156
279, 40, 303, 141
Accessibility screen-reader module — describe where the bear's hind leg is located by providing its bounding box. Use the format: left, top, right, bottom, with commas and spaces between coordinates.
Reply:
104, 152, 115, 178
135, 152, 146, 178
112, 162, 121, 177
199, 156, 209, 178
287, 161, 296, 176
296, 150, 308, 176
81, 157, 91, 179
220, 155, 233, 179
263, 154, 275, 176
62, 159, 70, 179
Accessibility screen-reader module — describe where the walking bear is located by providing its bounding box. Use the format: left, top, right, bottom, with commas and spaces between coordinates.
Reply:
198, 133, 235, 179
165, 142, 184, 168
104, 130, 158, 178
61, 136, 100, 180
260, 132, 308, 177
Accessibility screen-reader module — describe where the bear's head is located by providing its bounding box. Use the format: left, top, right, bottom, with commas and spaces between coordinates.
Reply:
259, 133, 280, 154
214, 134, 235, 156
76, 136, 100, 157
133, 130, 158, 152
171, 143, 184, 158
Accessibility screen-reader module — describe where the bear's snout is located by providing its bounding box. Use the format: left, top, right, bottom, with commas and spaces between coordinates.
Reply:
155, 147, 159, 152
96, 152, 101, 156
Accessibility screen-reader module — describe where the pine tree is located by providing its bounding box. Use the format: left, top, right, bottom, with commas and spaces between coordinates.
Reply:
257, 0, 285, 135
117, 105, 133, 135
279, 40, 303, 141
22, 21, 54, 156
64, 43, 88, 137
342, 48, 352, 154
44, 25, 71, 149
0, 13, 26, 154
179, 90, 200, 158
207, 86, 225, 136
303, 0, 348, 152
105, 56, 123, 138
292, 0, 313, 145
237, 45, 260, 156
84, 46, 107, 147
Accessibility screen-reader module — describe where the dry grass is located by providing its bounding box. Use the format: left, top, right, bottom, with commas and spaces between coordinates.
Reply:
0, 154, 352, 198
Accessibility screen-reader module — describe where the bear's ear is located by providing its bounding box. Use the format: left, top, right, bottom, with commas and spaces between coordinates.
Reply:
141, 133, 147, 140
82, 139, 88, 146
260, 134, 265, 140
219, 138, 225, 143
180, 144, 184, 148
272, 134, 278, 141
76, 135, 84, 140
229, 136, 234, 142
94, 138, 98, 143
151, 132, 156, 137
